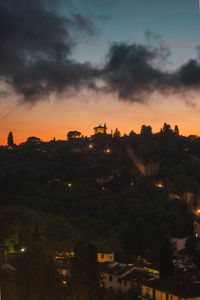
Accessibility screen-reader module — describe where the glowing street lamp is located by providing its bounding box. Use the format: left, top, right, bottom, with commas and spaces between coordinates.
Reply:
88, 144, 93, 149
104, 149, 111, 153
155, 182, 163, 188
20, 247, 26, 253
67, 183, 72, 188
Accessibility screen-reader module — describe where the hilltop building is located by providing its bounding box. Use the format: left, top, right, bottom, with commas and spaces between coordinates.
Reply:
94, 123, 107, 135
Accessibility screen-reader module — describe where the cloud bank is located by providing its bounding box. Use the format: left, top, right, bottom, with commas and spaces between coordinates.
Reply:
0, 0, 98, 101
1, 0, 200, 103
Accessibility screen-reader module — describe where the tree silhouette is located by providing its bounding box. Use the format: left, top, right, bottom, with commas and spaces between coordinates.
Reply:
70, 241, 100, 300
7, 132, 14, 147
160, 238, 174, 279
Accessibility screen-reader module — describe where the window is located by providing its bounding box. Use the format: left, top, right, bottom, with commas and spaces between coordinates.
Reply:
124, 281, 127, 286
117, 278, 122, 283
109, 275, 112, 281
62, 269, 67, 276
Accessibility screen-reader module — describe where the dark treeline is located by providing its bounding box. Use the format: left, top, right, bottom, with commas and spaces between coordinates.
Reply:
0, 123, 199, 298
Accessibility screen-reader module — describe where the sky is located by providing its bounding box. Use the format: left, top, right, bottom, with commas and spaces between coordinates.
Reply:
1, 0, 200, 144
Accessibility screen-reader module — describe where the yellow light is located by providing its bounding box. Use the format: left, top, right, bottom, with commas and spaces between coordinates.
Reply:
20, 247, 26, 253
62, 269, 67, 276
62, 281, 67, 285
67, 183, 72, 188
155, 183, 163, 188
105, 149, 110, 153
89, 144, 93, 149
196, 209, 200, 215
130, 182, 134, 186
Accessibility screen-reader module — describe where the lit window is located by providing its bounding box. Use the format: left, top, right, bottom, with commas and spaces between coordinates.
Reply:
104, 149, 111, 153
62, 269, 67, 276
155, 183, 163, 188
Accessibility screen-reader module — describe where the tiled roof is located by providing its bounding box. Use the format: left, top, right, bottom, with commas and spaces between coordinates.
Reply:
143, 276, 200, 298
122, 268, 152, 283
99, 262, 133, 276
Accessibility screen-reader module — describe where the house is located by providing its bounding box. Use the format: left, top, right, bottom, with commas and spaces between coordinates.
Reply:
141, 276, 200, 300
99, 262, 134, 292
143, 262, 160, 275
97, 250, 114, 263
99, 262, 156, 293
121, 267, 156, 292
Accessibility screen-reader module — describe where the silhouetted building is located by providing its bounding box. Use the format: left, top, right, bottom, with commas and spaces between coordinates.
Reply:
94, 123, 107, 135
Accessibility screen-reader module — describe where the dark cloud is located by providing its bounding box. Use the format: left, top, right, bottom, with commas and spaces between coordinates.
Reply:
103, 42, 171, 102
0, 0, 98, 101
102, 40, 200, 102
1, 0, 200, 104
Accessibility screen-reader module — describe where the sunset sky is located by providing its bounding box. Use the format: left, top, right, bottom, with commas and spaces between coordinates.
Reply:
1, 0, 200, 144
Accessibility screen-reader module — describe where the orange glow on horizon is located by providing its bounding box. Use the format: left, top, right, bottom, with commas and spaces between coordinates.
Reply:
0, 92, 200, 145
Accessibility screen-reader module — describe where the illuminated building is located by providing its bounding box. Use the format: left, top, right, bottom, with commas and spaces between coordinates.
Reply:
141, 276, 200, 300
94, 123, 107, 135
97, 251, 114, 263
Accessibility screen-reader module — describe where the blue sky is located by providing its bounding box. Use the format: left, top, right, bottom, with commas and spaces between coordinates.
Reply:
66, 0, 200, 67
1, 0, 200, 143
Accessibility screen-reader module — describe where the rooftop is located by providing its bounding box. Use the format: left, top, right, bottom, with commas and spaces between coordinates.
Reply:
99, 262, 133, 276
143, 276, 200, 298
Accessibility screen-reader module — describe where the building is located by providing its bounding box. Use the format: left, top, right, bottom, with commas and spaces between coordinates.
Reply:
99, 262, 156, 293
99, 262, 134, 292
141, 276, 200, 300
143, 262, 160, 275
97, 250, 114, 263
94, 123, 107, 135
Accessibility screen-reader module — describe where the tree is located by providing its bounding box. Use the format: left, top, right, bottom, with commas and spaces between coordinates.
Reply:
174, 125, 179, 136
140, 125, 152, 135
70, 241, 100, 300
7, 132, 14, 147
26, 136, 41, 144
16, 226, 64, 300
113, 128, 120, 138
129, 130, 136, 136
159, 238, 174, 278
67, 131, 81, 140
0, 266, 16, 300
186, 236, 200, 269
162, 123, 173, 135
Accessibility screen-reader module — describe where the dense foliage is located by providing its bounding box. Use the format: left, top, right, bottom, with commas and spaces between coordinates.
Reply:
0, 126, 198, 260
